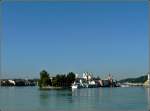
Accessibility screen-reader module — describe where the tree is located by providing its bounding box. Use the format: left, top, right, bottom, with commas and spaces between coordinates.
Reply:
38, 70, 51, 87
52, 74, 67, 87
51, 72, 75, 88
66, 72, 75, 86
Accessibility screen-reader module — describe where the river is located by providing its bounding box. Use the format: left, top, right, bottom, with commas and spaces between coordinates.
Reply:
0, 87, 149, 111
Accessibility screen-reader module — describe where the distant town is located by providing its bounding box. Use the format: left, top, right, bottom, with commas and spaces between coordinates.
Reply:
0, 70, 149, 88
0, 78, 38, 86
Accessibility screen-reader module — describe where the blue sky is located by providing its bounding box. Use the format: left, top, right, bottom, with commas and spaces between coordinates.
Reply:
1, 1, 149, 79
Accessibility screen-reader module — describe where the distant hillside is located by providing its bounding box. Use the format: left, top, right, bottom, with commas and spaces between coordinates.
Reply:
119, 75, 147, 83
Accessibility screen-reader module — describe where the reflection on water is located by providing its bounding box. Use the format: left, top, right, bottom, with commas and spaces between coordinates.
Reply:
72, 88, 99, 96
39, 91, 50, 106
148, 88, 150, 111
72, 88, 113, 98
0, 87, 148, 111
40, 91, 50, 99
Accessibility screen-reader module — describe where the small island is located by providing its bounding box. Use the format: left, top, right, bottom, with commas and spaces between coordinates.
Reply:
38, 70, 76, 90
38, 70, 119, 89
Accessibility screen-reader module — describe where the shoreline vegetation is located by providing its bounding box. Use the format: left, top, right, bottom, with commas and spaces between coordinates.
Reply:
38, 70, 76, 90
0, 70, 149, 88
38, 70, 119, 89
119, 75, 147, 83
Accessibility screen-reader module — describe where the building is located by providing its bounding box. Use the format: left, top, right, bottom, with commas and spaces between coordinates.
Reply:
144, 72, 150, 86
8, 80, 15, 85
148, 73, 150, 82
82, 72, 93, 81
75, 73, 79, 78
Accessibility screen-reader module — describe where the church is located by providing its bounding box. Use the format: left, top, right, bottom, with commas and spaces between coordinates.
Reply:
144, 73, 150, 86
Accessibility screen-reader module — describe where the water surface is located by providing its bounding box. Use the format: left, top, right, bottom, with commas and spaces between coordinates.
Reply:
0, 87, 149, 111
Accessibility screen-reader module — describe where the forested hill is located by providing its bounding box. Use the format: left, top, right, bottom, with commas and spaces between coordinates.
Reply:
119, 75, 147, 83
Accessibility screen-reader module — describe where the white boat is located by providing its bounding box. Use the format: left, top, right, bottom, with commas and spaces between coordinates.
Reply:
71, 82, 84, 89
71, 84, 78, 89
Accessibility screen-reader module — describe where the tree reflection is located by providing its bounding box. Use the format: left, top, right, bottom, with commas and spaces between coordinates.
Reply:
40, 91, 49, 100
39, 91, 50, 107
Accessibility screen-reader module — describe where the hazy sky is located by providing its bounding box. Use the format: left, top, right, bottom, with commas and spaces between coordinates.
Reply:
1, 1, 149, 79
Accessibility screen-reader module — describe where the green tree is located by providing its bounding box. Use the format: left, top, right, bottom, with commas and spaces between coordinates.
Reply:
66, 72, 76, 86
51, 72, 75, 88
52, 74, 67, 87
38, 70, 51, 87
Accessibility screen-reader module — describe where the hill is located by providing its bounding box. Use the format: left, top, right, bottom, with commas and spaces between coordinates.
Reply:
119, 75, 147, 83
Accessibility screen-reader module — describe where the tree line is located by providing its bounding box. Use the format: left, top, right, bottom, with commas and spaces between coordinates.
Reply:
38, 70, 75, 88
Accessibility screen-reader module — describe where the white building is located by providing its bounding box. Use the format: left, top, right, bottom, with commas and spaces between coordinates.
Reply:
88, 80, 96, 85
144, 73, 150, 86
75, 73, 79, 78
148, 73, 150, 82
8, 80, 15, 85
83, 72, 93, 81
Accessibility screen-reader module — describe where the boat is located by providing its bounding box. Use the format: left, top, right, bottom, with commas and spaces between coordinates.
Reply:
71, 84, 78, 89
71, 82, 85, 89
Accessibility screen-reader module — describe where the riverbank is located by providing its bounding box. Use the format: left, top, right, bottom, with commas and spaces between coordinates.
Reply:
0, 79, 38, 86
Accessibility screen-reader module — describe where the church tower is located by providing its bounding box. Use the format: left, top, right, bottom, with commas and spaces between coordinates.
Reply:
148, 73, 150, 82
144, 72, 150, 86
